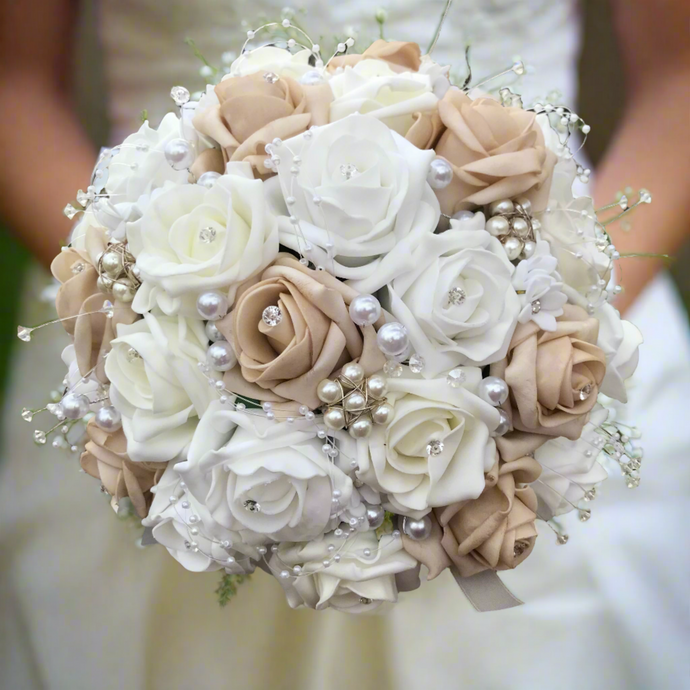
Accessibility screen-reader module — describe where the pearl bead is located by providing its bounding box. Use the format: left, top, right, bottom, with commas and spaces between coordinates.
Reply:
341, 362, 365, 385
365, 504, 385, 529
477, 376, 509, 407
491, 408, 512, 437
299, 69, 325, 85
164, 138, 195, 170
511, 217, 530, 238
452, 210, 475, 222
205, 321, 226, 342
489, 199, 514, 216
101, 251, 123, 277
522, 241, 537, 259
503, 236, 523, 261
111, 281, 135, 303
371, 402, 393, 425
196, 291, 229, 321
197, 171, 221, 189
207, 341, 236, 371
402, 515, 432, 541
94, 405, 122, 432
349, 417, 373, 439
344, 391, 366, 412
366, 375, 388, 399
349, 294, 381, 327
97, 275, 113, 294
323, 407, 346, 430
376, 322, 409, 358
317, 379, 341, 405
486, 216, 510, 237
61, 393, 91, 420
426, 158, 453, 189
515, 197, 532, 216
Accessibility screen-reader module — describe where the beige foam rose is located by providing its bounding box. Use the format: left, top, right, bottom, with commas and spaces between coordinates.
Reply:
434, 91, 556, 215
80, 419, 166, 519
193, 73, 331, 176
491, 304, 607, 459
219, 256, 386, 409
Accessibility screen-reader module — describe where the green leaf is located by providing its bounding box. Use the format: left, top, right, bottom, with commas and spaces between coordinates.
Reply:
216, 573, 251, 607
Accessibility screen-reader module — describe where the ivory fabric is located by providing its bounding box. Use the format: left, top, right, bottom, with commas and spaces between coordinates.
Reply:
434, 91, 556, 215
220, 256, 386, 409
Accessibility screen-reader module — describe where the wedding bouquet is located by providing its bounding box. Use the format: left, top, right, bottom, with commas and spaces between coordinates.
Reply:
20, 20, 647, 613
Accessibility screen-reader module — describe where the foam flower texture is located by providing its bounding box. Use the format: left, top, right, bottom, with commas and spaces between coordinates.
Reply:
511, 239, 567, 331
329, 58, 441, 148
228, 46, 316, 80
384, 219, 520, 374
144, 462, 260, 574
267, 113, 439, 294
537, 158, 611, 302
271, 531, 417, 612
347, 368, 500, 514
105, 312, 215, 463
532, 405, 610, 517
175, 404, 353, 543
594, 303, 643, 403
127, 168, 278, 316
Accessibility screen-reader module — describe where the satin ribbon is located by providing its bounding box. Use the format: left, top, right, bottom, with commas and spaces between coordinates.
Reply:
450, 566, 523, 611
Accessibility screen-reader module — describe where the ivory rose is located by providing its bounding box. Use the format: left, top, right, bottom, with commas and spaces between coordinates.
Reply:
491, 304, 607, 452
80, 419, 166, 518
105, 312, 215, 463
219, 256, 386, 409
272, 531, 417, 612
127, 171, 278, 316
434, 91, 556, 216
436, 456, 541, 577
350, 370, 500, 514
384, 222, 520, 373
268, 113, 439, 294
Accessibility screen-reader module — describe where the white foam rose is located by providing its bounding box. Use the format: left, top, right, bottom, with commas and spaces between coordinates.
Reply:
533, 405, 610, 517
175, 407, 353, 543
228, 46, 316, 80
595, 303, 643, 403
105, 312, 215, 463
329, 59, 439, 136
271, 531, 417, 612
349, 369, 500, 514
144, 462, 260, 574
267, 113, 439, 293
385, 222, 520, 373
127, 168, 278, 316
537, 158, 611, 302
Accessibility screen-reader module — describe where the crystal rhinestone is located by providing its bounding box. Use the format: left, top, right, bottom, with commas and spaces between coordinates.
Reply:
626, 476, 641, 489
578, 383, 593, 401
33, 430, 47, 445
447, 287, 466, 306
359, 597, 373, 605
198, 226, 217, 244
243, 499, 261, 513
76, 189, 90, 206
579, 509, 592, 522
339, 163, 359, 180
583, 488, 597, 501
531, 299, 542, 314
426, 439, 444, 456
17, 326, 32, 342
126, 347, 142, 363
71, 261, 86, 274
170, 85, 191, 105
446, 368, 466, 388
556, 534, 569, 545
639, 189, 652, 204
102, 300, 114, 318
63, 203, 79, 220
513, 540, 530, 557
383, 360, 403, 377
408, 353, 425, 374
21, 408, 33, 422
262, 305, 282, 327
263, 71, 279, 84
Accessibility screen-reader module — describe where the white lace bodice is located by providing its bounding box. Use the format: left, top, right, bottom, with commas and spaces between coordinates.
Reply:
99, 0, 580, 143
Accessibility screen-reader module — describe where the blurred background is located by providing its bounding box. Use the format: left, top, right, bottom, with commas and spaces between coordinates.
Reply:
0, 1, 688, 689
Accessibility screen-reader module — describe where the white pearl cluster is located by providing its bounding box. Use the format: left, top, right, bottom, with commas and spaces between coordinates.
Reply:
96, 242, 141, 303
485, 197, 538, 261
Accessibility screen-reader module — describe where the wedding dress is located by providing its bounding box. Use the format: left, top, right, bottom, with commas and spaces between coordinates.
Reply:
1, 2, 688, 688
